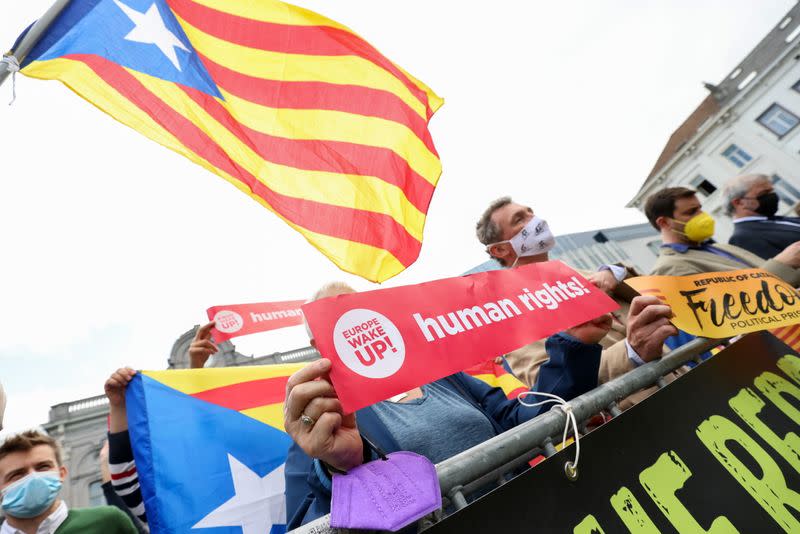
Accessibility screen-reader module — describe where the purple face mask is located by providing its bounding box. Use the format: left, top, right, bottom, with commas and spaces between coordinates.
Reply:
330, 452, 441, 531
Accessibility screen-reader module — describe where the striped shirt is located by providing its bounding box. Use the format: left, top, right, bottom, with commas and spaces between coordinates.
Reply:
108, 431, 147, 525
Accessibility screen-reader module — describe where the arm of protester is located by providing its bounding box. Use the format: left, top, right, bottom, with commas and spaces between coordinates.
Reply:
597, 298, 657, 384
598, 339, 637, 383
766, 241, 800, 286
283, 359, 367, 528
100, 440, 111, 484
729, 232, 771, 261
285, 434, 383, 530
649, 257, 701, 277
285, 436, 379, 530
502, 340, 549, 389
101, 441, 148, 534
189, 321, 219, 369
593, 264, 643, 303
531, 315, 609, 401
104, 368, 148, 525
283, 359, 363, 472
458, 318, 608, 431
586, 269, 619, 294
285, 441, 326, 530
625, 295, 679, 365
105, 367, 136, 433
106, 430, 147, 525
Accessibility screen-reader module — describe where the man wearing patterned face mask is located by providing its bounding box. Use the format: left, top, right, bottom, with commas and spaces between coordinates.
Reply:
486, 215, 557, 268
724, 174, 800, 260
646, 186, 800, 285
475, 197, 679, 403
0, 430, 136, 534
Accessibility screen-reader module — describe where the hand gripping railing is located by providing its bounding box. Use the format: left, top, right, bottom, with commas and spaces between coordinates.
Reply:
287, 336, 722, 533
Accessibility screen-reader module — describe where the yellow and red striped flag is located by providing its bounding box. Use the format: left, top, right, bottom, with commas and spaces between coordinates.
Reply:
17, 0, 443, 282
772, 325, 800, 352
464, 360, 528, 400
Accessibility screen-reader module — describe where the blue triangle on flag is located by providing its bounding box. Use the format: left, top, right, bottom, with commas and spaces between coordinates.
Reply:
128, 374, 291, 533
24, 0, 221, 98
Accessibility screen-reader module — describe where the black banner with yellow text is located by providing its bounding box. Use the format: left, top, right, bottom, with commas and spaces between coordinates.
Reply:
428, 332, 800, 533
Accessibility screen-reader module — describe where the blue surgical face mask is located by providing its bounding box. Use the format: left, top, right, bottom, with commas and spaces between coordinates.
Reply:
1, 471, 62, 518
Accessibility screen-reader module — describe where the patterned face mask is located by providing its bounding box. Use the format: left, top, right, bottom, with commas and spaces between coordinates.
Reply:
489, 216, 556, 268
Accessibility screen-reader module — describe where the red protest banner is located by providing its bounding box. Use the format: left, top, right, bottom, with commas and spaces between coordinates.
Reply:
206, 300, 306, 342
303, 261, 618, 412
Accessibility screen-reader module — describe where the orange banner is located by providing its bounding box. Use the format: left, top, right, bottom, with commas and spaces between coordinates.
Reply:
626, 269, 800, 339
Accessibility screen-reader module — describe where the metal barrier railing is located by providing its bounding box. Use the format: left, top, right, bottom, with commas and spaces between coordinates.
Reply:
249, 346, 321, 366
287, 336, 723, 533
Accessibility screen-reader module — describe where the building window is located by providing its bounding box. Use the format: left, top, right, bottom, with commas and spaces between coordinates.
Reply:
772, 174, 800, 207
721, 144, 753, 168
88, 480, 104, 507
691, 175, 717, 196
757, 103, 800, 137
792, 78, 800, 93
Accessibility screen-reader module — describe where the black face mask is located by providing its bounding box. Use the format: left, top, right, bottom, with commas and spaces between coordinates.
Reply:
755, 192, 780, 217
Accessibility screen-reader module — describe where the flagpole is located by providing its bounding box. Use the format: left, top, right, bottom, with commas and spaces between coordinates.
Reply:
0, 0, 72, 86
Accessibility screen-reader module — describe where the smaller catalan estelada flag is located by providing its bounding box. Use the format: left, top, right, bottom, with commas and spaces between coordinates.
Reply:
126, 363, 304, 533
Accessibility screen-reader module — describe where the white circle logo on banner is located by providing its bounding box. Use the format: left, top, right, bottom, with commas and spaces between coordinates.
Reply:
213, 310, 244, 334
333, 309, 406, 379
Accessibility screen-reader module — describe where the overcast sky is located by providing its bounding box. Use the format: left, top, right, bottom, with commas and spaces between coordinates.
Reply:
0, 0, 795, 436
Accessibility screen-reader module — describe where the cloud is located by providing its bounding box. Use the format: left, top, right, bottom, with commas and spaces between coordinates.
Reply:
0, 324, 137, 434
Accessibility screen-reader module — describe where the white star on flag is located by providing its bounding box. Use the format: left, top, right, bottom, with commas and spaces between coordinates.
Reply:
193, 454, 286, 534
113, 0, 189, 71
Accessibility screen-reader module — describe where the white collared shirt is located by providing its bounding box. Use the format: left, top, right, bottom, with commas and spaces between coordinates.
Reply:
0, 501, 68, 534
733, 215, 768, 223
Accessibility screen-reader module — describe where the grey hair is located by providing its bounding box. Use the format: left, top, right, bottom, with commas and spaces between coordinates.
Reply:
476, 196, 513, 247
722, 174, 771, 216
476, 196, 513, 266
304, 281, 356, 340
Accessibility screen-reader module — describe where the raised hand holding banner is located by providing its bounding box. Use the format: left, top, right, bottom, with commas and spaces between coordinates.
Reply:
626, 269, 800, 339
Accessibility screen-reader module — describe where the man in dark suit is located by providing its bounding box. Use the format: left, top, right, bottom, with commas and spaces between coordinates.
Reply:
725, 173, 800, 259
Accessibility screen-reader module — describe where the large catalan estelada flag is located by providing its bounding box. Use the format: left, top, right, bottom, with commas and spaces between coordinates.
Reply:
126, 363, 304, 534
15, 0, 443, 282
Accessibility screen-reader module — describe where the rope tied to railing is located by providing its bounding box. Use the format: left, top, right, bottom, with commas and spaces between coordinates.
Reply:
2, 54, 20, 105
517, 391, 581, 481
